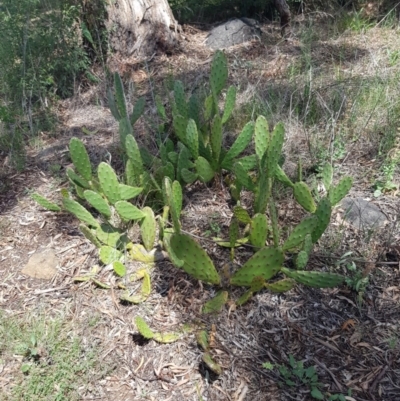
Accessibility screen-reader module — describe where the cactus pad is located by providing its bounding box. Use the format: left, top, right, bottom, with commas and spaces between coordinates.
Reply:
281, 267, 345, 288
295, 251, 309, 270
202, 291, 229, 314
254, 115, 269, 159
84, 190, 111, 218
282, 216, 317, 251
329, 176, 353, 205
186, 118, 199, 160
265, 278, 296, 293
169, 234, 220, 284
31, 193, 61, 212
96, 224, 122, 247
99, 246, 122, 265
230, 246, 283, 286
79, 224, 102, 248
312, 197, 332, 243
125, 134, 143, 178
234, 162, 255, 191
249, 213, 268, 249
233, 206, 251, 224
67, 168, 91, 189
181, 168, 198, 184
222, 86, 236, 124
294, 182, 317, 213
118, 184, 143, 201
195, 156, 215, 183
210, 50, 228, 97
140, 207, 156, 251
236, 289, 253, 306
134, 316, 154, 339
113, 261, 127, 277
275, 165, 294, 188
321, 163, 333, 191
202, 353, 222, 375
63, 198, 99, 228
130, 97, 145, 126
210, 115, 222, 167
115, 201, 145, 221
98, 162, 121, 204
174, 80, 188, 119
69, 137, 92, 181
196, 331, 209, 351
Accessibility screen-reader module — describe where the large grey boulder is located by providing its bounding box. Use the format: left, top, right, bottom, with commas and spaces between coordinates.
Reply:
205, 18, 261, 50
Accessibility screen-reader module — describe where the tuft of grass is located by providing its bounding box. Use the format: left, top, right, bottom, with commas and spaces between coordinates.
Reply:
0, 310, 111, 401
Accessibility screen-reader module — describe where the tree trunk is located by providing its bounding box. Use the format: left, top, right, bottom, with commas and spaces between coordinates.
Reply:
105, 0, 180, 58
273, 0, 291, 37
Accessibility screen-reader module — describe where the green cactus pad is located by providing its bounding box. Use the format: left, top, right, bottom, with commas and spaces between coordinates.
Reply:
294, 182, 317, 213
79, 224, 102, 248
155, 95, 167, 120
204, 94, 215, 121
97, 162, 120, 204
230, 246, 283, 286
99, 246, 122, 265
168, 151, 179, 166
249, 213, 268, 249
266, 122, 285, 177
119, 117, 133, 150
173, 114, 188, 144
229, 218, 239, 251
210, 114, 222, 167
254, 175, 272, 214
113, 72, 127, 118
250, 276, 266, 292
125, 159, 139, 187
282, 216, 318, 251
265, 278, 296, 293
83, 190, 111, 218
295, 250, 309, 270
236, 154, 258, 171
196, 331, 209, 351
188, 93, 200, 125
234, 162, 255, 191
172, 180, 183, 218
96, 224, 122, 247
153, 332, 181, 344
213, 237, 248, 247
186, 118, 199, 160
140, 207, 156, 251
134, 316, 154, 339
163, 232, 184, 267
125, 134, 144, 178
92, 279, 111, 289
174, 80, 188, 119
60, 188, 70, 198
236, 289, 253, 306
31, 193, 61, 212
115, 201, 145, 221
195, 157, 215, 183
107, 87, 121, 121
66, 168, 91, 190
69, 137, 92, 181
130, 97, 145, 126
281, 267, 345, 288
169, 234, 220, 284
321, 163, 333, 191
254, 115, 269, 159
233, 206, 252, 224
75, 185, 85, 199
312, 197, 332, 243
329, 176, 353, 205
113, 261, 127, 277
222, 85, 236, 124
202, 353, 222, 375
210, 50, 228, 98
221, 121, 254, 170
275, 165, 294, 188
118, 184, 143, 201
155, 161, 175, 183
62, 198, 99, 228
202, 291, 229, 314
269, 201, 280, 247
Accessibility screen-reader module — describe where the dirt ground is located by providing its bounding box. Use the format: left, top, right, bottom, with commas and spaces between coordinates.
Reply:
1, 18, 400, 401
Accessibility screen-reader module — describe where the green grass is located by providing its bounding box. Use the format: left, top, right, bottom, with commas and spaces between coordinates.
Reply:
0, 310, 111, 401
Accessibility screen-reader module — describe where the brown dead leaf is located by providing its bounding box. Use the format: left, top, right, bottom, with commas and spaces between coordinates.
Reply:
341, 319, 356, 331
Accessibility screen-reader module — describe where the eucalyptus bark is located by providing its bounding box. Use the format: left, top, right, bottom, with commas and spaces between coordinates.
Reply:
105, 0, 180, 58
273, 0, 291, 37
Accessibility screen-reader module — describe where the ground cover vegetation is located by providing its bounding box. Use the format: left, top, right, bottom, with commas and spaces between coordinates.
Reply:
1, 0, 400, 400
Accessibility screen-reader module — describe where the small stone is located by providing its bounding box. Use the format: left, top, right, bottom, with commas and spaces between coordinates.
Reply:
21, 249, 58, 280
341, 197, 388, 229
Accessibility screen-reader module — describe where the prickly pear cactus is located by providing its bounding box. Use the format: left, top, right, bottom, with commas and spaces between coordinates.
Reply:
249, 213, 268, 249
69, 137, 92, 181
210, 50, 228, 99
84, 190, 111, 218
98, 162, 121, 205
265, 278, 296, 293
202, 291, 229, 314
31, 193, 61, 212
281, 267, 345, 288
169, 233, 220, 285
230, 246, 283, 287
140, 207, 156, 251
294, 182, 316, 213
329, 176, 353, 205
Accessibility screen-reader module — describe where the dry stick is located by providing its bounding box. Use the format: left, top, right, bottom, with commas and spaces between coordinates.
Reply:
313, 358, 344, 393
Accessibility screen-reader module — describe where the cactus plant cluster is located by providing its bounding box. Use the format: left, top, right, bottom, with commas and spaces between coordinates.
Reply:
33, 50, 354, 315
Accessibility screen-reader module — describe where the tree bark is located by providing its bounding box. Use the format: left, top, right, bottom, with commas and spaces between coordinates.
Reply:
105, 0, 180, 58
273, 0, 291, 37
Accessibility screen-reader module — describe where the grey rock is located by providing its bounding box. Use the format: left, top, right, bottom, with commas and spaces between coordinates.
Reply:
341, 197, 388, 230
206, 18, 261, 50
22, 249, 58, 280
